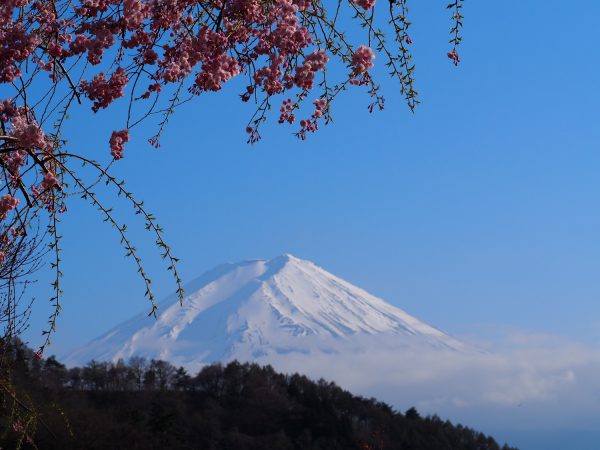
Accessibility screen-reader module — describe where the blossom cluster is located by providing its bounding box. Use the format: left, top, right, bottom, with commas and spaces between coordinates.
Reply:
354, 0, 376, 11
297, 98, 327, 140
0, 195, 19, 221
1, 0, 379, 156
109, 129, 130, 160
80, 68, 130, 112
351, 45, 375, 75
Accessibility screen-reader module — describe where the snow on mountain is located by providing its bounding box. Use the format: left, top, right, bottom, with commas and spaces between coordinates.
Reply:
64, 254, 465, 369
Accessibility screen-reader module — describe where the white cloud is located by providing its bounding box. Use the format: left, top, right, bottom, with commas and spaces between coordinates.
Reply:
250, 332, 600, 430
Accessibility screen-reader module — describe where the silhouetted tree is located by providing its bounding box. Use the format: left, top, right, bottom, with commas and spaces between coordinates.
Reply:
0, 344, 520, 450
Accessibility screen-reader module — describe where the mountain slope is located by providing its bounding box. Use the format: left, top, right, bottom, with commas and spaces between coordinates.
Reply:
65, 254, 464, 368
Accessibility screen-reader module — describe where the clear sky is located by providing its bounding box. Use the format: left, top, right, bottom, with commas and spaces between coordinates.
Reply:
20, 2, 600, 447
25, 0, 600, 351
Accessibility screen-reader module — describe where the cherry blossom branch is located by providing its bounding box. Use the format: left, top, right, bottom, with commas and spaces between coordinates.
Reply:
54, 152, 184, 303
57, 160, 159, 317
447, 0, 464, 65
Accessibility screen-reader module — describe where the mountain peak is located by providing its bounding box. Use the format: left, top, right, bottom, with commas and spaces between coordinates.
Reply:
263, 252, 308, 268
275, 252, 299, 260
64, 255, 464, 369
264, 252, 303, 268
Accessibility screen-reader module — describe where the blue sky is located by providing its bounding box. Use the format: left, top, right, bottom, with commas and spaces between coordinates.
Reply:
26, 0, 600, 357
20, 1, 600, 448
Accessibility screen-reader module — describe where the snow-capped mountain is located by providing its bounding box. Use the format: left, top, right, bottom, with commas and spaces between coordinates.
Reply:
64, 254, 464, 369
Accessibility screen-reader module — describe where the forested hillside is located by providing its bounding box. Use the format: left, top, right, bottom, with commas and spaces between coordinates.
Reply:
1, 341, 517, 450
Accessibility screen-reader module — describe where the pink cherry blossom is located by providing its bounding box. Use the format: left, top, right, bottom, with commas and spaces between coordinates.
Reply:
40, 171, 59, 191
354, 0, 376, 10
109, 129, 130, 160
80, 68, 129, 112
447, 48, 460, 66
295, 50, 329, 90
0, 194, 19, 220
351, 45, 375, 76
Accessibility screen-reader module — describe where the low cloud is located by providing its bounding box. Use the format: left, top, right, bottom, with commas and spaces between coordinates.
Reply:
250, 332, 600, 431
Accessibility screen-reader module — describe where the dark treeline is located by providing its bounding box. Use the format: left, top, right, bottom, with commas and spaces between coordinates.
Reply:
2, 340, 518, 450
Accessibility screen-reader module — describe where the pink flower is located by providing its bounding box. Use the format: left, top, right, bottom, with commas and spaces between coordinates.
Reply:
312, 98, 327, 118
354, 0, 376, 10
193, 53, 240, 92
80, 68, 129, 112
40, 171, 59, 191
350, 45, 375, 76
447, 48, 460, 66
0, 99, 16, 121
278, 98, 295, 124
294, 50, 329, 90
122, 0, 151, 31
0, 23, 40, 83
9, 110, 52, 152
30, 184, 41, 199
12, 420, 24, 433
109, 129, 130, 160
0, 194, 19, 220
